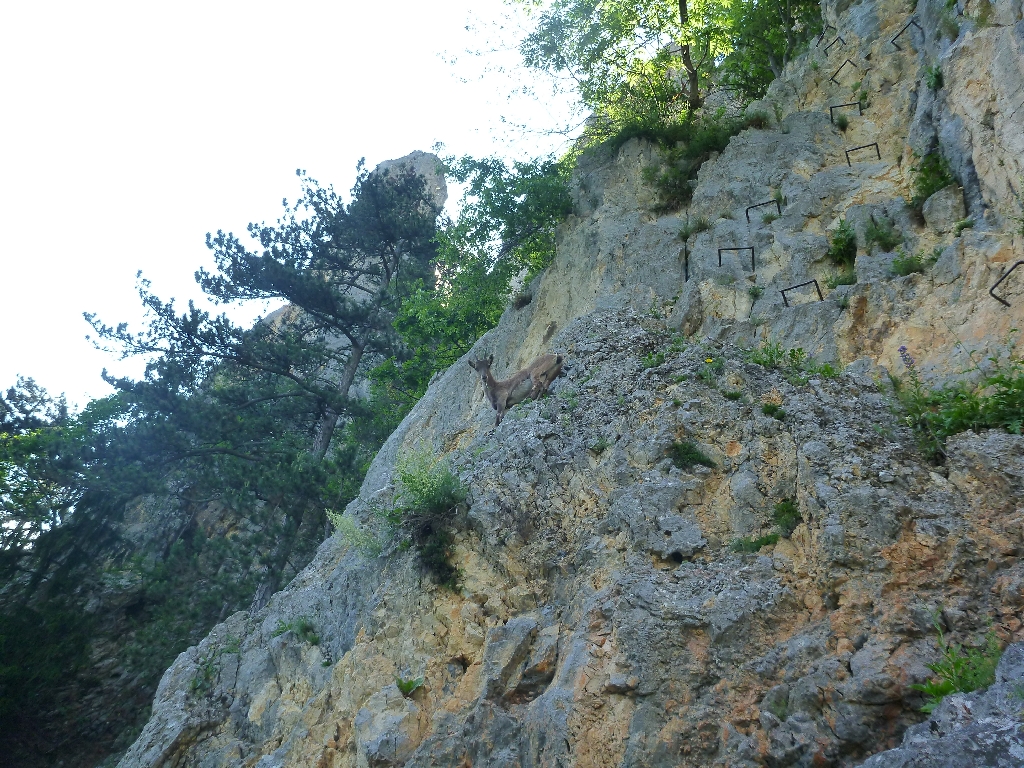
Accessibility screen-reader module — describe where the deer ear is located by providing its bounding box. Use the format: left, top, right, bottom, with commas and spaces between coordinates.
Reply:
487, 354, 494, 365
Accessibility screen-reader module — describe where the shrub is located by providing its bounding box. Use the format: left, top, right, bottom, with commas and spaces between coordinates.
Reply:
773, 499, 800, 537
911, 152, 957, 214
762, 403, 785, 419
272, 618, 320, 645
749, 284, 765, 301
865, 218, 902, 252
745, 110, 772, 129
911, 616, 1002, 713
835, 113, 849, 131
925, 65, 944, 90
390, 451, 468, 589
730, 534, 779, 552
668, 440, 716, 469
590, 436, 612, 454
827, 219, 857, 267
679, 216, 711, 241
762, 212, 780, 224
894, 340, 1024, 460
328, 510, 383, 557
825, 267, 857, 288
891, 246, 940, 276
645, 117, 754, 212
723, 390, 744, 400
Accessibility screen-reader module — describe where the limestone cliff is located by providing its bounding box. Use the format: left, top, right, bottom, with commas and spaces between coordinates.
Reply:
116, 0, 1024, 765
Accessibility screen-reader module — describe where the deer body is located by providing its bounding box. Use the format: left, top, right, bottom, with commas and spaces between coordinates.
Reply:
468, 353, 564, 425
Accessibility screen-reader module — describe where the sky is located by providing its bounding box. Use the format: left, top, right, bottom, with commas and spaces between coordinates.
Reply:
0, 0, 578, 409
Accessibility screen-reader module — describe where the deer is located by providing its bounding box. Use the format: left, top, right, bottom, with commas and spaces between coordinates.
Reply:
468, 352, 564, 425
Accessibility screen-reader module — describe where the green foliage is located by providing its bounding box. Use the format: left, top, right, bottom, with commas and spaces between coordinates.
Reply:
773, 499, 800, 537
954, 218, 974, 236
925, 65, 944, 90
745, 110, 772, 129
825, 268, 857, 289
719, 0, 822, 100
396, 675, 425, 697
745, 340, 842, 383
643, 116, 755, 212
271, 617, 320, 645
379, 156, 572, 409
911, 152, 957, 214
642, 351, 667, 369
668, 440, 716, 469
749, 284, 765, 301
894, 337, 1024, 461
827, 219, 857, 267
730, 534, 779, 552
590, 436, 612, 454
722, 390, 744, 400
679, 216, 711, 241
518, 0, 732, 141
698, 355, 725, 382
891, 246, 940, 276
912, 617, 1002, 713
835, 113, 849, 131
327, 510, 383, 557
762, 212, 779, 224
189, 653, 218, 697
762, 403, 785, 419
385, 451, 467, 590
864, 218, 902, 253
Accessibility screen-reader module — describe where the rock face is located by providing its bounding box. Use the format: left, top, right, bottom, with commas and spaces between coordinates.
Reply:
116, 1, 1024, 766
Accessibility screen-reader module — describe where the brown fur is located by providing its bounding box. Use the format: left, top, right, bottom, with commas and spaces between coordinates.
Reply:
468, 353, 564, 425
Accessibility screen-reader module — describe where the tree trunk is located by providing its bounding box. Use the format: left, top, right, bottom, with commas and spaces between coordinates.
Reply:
677, 0, 703, 110
310, 338, 366, 461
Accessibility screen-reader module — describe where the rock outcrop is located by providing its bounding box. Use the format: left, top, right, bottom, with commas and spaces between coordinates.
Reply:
116, 0, 1024, 766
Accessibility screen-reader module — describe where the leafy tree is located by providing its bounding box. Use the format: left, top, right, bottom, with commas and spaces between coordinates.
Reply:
373, 155, 572, 408
517, 0, 730, 135
720, 0, 822, 100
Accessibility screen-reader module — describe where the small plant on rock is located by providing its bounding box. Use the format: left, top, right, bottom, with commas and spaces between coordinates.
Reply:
698, 356, 725, 382
891, 246, 940, 276
825, 267, 857, 288
835, 113, 849, 131
723, 390, 744, 400
668, 440, 716, 469
642, 351, 666, 369
925, 65, 944, 90
749, 284, 765, 301
590, 436, 612, 454
679, 216, 711, 241
730, 534, 779, 552
910, 152, 957, 214
745, 110, 772, 129
762, 402, 785, 419
396, 675, 425, 697
272, 617, 320, 645
953, 218, 974, 236
773, 499, 800, 537
762, 212, 780, 224
827, 219, 857, 267
865, 218, 902, 253
911, 615, 1002, 713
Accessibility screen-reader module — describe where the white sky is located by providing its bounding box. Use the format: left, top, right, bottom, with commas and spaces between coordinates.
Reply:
0, 0, 578, 409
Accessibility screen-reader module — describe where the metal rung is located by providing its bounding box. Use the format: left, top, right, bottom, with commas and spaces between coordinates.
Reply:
816, 24, 837, 46
829, 102, 863, 122
780, 280, 824, 307
719, 247, 755, 272
830, 59, 859, 84
845, 142, 881, 166
891, 19, 923, 50
989, 261, 1024, 307
683, 244, 689, 282
824, 35, 846, 54
745, 199, 782, 223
